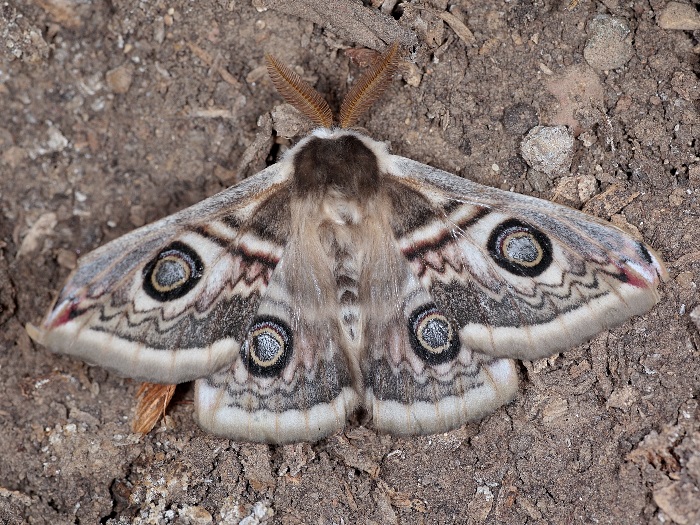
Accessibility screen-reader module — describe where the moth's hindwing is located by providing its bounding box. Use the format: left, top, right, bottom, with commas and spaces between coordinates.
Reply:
194, 249, 361, 443
195, 190, 368, 443
361, 234, 519, 436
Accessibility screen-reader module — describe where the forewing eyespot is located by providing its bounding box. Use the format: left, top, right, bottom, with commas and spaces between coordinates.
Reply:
488, 219, 553, 277
142, 241, 204, 301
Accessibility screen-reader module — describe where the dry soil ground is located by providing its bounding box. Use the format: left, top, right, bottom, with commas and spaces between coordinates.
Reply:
1, 1, 699, 524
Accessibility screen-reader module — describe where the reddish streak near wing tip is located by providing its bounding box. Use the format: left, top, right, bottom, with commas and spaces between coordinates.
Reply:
618, 263, 653, 289
47, 297, 81, 328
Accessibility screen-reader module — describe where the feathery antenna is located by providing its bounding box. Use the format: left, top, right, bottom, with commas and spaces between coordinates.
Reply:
339, 41, 400, 128
265, 53, 333, 128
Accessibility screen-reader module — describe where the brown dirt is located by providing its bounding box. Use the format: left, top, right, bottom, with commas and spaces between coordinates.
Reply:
1, 1, 699, 524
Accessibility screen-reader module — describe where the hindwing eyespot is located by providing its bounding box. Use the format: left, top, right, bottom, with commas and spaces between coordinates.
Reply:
408, 304, 460, 365
240, 316, 293, 377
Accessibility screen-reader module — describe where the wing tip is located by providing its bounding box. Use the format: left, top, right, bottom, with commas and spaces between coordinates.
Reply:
26, 323, 46, 345
623, 243, 668, 290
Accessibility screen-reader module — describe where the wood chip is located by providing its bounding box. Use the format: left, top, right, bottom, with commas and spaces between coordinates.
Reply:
187, 42, 242, 89
413, 7, 475, 44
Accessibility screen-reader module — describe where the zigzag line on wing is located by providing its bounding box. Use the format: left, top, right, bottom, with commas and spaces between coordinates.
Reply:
187, 224, 282, 268
229, 252, 275, 288
89, 290, 262, 349
407, 249, 466, 279
185, 223, 281, 291
410, 230, 630, 298
205, 357, 354, 412
108, 273, 264, 328
81, 250, 274, 339
431, 264, 616, 307
97, 286, 260, 326
429, 271, 620, 328
364, 358, 487, 402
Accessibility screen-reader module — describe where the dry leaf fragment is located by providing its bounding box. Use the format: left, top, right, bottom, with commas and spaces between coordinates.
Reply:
133, 383, 176, 434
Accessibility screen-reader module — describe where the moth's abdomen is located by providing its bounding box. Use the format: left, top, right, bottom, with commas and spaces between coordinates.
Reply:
314, 208, 364, 347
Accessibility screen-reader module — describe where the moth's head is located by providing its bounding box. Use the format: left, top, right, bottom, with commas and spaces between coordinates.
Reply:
265, 41, 400, 130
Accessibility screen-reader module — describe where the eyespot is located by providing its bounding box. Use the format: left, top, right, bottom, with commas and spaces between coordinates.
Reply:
142, 241, 204, 301
240, 316, 293, 377
488, 219, 553, 277
408, 304, 460, 365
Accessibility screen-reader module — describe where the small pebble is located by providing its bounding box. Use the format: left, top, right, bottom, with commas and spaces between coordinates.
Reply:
526, 169, 550, 193
669, 187, 685, 206
129, 205, 146, 227
577, 174, 598, 202
690, 306, 700, 332
689, 164, 700, 186
271, 104, 311, 139
56, 249, 78, 270
153, 17, 165, 44
44, 127, 69, 153
399, 61, 422, 87
578, 130, 597, 147
105, 63, 134, 94
252, 0, 269, 13
520, 126, 574, 176
584, 15, 632, 71
553, 176, 580, 206
657, 2, 700, 30
178, 505, 213, 525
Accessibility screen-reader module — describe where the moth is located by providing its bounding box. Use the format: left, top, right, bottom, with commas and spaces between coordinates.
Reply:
28, 43, 667, 444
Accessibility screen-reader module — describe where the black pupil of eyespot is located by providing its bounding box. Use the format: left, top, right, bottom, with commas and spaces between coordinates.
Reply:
155, 257, 188, 287
421, 317, 449, 349
505, 234, 538, 262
